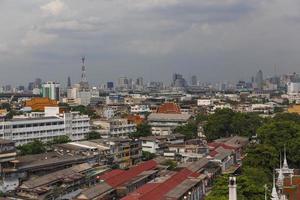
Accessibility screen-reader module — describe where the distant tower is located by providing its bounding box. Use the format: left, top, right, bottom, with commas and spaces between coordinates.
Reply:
255, 70, 263, 90
67, 76, 71, 88
79, 56, 89, 90
228, 177, 237, 200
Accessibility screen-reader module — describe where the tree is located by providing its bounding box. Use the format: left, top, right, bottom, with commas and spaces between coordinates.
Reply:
203, 109, 263, 140
71, 105, 98, 119
174, 122, 198, 140
204, 108, 235, 140
17, 140, 46, 155
52, 135, 71, 144
206, 174, 266, 200
85, 131, 101, 140
129, 123, 152, 138
243, 144, 279, 177
162, 160, 177, 170
142, 151, 156, 161
230, 113, 262, 137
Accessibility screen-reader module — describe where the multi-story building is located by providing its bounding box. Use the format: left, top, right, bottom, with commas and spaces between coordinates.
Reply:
0, 107, 90, 146
91, 138, 142, 169
0, 139, 18, 192
130, 105, 151, 114
148, 113, 191, 135
92, 118, 136, 138
41, 81, 60, 101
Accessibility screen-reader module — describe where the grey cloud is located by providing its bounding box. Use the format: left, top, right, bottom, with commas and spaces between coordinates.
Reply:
0, 0, 299, 85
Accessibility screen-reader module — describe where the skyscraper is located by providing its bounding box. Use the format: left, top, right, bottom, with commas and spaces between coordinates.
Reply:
255, 70, 263, 90
190, 75, 198, 86
67, 76, 72, 88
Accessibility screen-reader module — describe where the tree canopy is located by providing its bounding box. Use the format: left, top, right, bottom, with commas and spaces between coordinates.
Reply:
129, 123, 152, 138
206, 111, 300, 199
203, 109, 263, 140
85, 131, 101, 140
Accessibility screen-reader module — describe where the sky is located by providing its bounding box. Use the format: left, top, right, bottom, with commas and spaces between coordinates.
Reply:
1, 0, 300, 86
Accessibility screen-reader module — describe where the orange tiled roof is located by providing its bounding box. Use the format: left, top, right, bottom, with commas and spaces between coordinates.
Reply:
25, 97, 58, 111
157, 102, 181, 114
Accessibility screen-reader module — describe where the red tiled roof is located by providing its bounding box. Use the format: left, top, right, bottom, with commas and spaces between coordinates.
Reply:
98, 169, 124, 181
121, 183, 160, 200
157, 103, 181, 114
209, 150, 218, 157
105, 160, 157, 188
122, 168, 200, 200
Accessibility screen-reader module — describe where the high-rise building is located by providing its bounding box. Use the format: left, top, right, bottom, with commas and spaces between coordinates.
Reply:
79, 57, 89, 91
172, 73, 187, 88
118, 77, 129, 89
255, 70, 263, 90
41, 81, 60, 101
190, 75, 198, 86
136, 77, 144, 86
34, 78, 42, 88
67, 76, 72, 88
107, 82, 114, 90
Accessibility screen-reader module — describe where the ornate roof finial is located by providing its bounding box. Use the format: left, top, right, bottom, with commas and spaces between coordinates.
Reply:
271, 172, 279, 200
283, 145, 289, 170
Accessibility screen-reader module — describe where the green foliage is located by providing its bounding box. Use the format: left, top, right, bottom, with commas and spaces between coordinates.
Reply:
130, 123, 151, 138
111, 164, 120, 169
52, 135, 71, 144
243, 144, 279, 177
206, 173, 266, 200
17, 140, 46, 155
273, 112, 300, 123
204, 109, 262, 140
174, 122, 198, 140
195, 113, 208, 123
142, 151, 156, 161
85, 131, 101, 140
71, 105, 98, 119
162, 159, 177, 170
207, 112, 300, 199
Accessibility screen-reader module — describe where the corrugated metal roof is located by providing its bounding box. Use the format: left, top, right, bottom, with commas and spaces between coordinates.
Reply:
103, 160, 157, 188
122, 168, 200, 200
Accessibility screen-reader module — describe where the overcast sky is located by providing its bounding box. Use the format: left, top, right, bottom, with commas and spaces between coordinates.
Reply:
1, 0, 300, 86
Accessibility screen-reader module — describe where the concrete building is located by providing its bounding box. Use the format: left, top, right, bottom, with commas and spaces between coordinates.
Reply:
90, 138, 142, 169
287, 82, 300, 95
92, 118, 136, 138
0, 107, 90, 146
148, 113, 191, 135
130, 105, 151, 114
140, 134, 185, 154
41, 81, 60, 101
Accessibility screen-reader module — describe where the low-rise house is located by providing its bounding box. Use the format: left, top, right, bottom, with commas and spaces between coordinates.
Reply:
17, 163, 109, 200
140, 134, 185, 154
209, 147, 235, 172
122, 158, 211, 200
164, 143, 209, 163
75, 160, 159, 200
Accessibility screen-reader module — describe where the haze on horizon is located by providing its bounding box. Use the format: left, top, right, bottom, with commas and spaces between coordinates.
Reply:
1, 0, 300, 85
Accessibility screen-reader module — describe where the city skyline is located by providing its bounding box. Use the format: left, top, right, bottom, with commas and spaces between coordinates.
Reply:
1, 0, 300, 85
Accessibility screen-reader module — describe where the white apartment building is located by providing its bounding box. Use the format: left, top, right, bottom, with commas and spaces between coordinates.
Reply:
0, 108, 90, 146
130, 105, 151, 114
